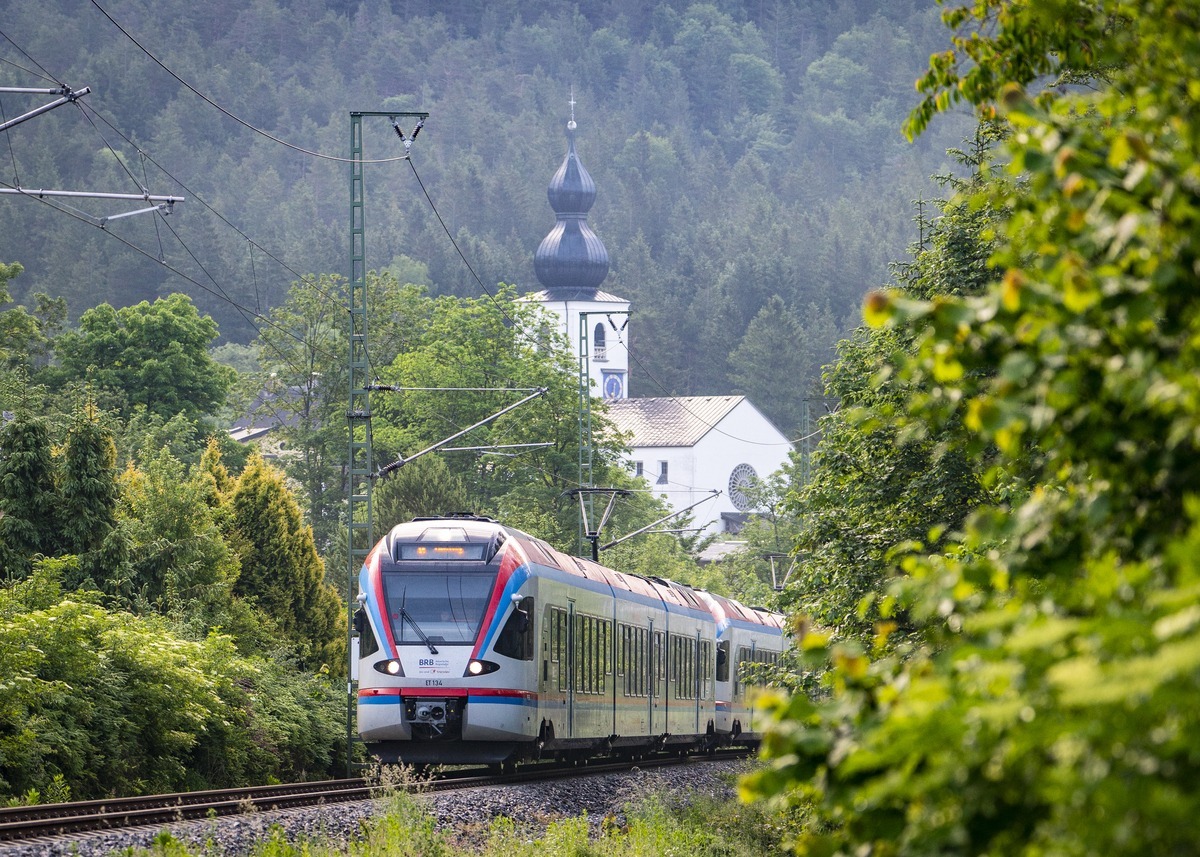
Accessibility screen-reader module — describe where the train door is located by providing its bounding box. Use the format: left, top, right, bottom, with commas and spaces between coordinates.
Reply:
542, 602, 574, 742
693, 629, 702, 732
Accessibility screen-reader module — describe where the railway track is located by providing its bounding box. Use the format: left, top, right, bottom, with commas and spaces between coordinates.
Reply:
0, 750, 749, 848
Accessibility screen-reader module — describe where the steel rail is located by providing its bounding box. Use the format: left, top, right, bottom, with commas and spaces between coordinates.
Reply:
0, 750, 750, 846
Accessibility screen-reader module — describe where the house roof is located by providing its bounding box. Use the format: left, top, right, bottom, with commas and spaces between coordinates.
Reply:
227, 383, 307, 443
604, 396, 745, 448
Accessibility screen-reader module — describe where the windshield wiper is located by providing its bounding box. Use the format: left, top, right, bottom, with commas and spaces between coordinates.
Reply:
400, 606, 439, 655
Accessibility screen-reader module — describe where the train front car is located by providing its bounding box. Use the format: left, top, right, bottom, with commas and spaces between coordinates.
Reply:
356, 516, 538, 765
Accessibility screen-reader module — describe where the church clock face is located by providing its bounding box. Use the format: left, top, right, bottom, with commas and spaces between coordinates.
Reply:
603, 372, 624, 400
728, 463, 758, 512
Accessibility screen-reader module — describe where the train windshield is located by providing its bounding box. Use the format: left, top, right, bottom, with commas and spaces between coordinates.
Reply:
381, 571, 496, 645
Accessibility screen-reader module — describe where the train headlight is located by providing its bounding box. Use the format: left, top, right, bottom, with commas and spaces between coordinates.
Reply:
464, 659, 499, 676
373, 659, 405, 676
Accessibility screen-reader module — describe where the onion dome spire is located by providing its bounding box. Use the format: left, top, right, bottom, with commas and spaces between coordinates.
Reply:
534, 110, 610, 295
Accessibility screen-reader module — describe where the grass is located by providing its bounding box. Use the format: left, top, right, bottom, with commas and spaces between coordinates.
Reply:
121, 766, 798, 857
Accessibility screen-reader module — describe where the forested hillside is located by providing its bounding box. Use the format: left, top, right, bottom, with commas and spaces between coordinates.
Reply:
0, 0, 968, 436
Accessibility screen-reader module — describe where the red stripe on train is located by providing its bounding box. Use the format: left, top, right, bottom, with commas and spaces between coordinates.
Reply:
358, 686, 537, 700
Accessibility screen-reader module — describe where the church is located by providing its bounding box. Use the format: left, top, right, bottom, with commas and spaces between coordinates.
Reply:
525, 109, 793, 537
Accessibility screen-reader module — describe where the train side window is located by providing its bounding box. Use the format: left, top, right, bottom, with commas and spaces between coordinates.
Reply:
592, 620, 599, 693
635, 627, 642, 696
494, 597, 534, 661
702, 640, 713, 698
601, 620, 611, 682
550, 608, 562, 663
586, 617, 596, 693
354, 606, 379, 658
618, 624, 627, 686
690, 638, 697, 699
576, 614, 600, 695
671, 635, 696, 700
551, 608, 570, 692
652, 631, 664, 696
575, 615, 586, 693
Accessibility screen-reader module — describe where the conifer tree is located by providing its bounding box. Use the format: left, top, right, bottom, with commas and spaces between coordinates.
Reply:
780, 128, 1003, 643
58, 401, 130, 596
0, 410, 57, 579
230, 454, 344, 671
373, 454, 468, 531
197, 437, 235, 507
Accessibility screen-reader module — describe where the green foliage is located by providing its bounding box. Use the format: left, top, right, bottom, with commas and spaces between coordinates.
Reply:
746, 2, 1200, 854
779, 130, 1003, 645
0, 563, 345, 802
117, 448, 238, 616
53, 293, 234, 426
119, 408, 215, 470
373, 455, 469, 531
250, 273, 433, 551
230, 454, 345, 673
0, 409, 58, 578
0, 595, 224, 797
373, 284, 631, 551
0, 262, 62, 375
0, 404, 347, 802
58, 401, 133, 597
729, 297, 840, 437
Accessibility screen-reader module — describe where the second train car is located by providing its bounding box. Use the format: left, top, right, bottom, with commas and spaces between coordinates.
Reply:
354, 515, 785, 766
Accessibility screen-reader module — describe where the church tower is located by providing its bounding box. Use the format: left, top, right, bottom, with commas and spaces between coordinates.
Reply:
526, 103, 630, 401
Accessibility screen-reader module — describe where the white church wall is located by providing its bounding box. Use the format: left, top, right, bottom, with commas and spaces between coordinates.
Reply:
628, 399, 792, 536
691, 399, 792, 533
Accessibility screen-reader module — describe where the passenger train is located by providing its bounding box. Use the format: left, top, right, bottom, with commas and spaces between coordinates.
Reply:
354, 514, 786, 766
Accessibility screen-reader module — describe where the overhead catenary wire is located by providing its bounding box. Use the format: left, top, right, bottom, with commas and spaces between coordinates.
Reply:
0, 29, 61, 84
88, 0, 413, 166
58, 96, 362, 381
0, 98, 19, 185
0, 32, 532, 449
0, 177, 338, 381
70, 100, 351, 315
5, 17, 817, 458
0, 36, 345, 353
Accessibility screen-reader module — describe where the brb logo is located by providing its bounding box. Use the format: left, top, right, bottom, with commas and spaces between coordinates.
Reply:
419, 658, 435, 666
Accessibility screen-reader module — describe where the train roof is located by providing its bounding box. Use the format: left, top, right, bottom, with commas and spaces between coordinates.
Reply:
694, 589, 786, 632
381, 516, 784, 630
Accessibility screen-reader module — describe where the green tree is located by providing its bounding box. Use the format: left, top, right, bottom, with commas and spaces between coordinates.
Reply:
229, 454, 344, 672
0, 562, 345, 800
777, 133, 1003, 645
729, 297, 840, 437
0, 262, 64, 377
116, 449, 238, 617
745, 3, 1200, 855
0, 410, 58, 580
375, 284, 630, 549
373, 454, 469, 531
251, 273, 434, 551
58, 402, 132, 598
54, 293, 234, 426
